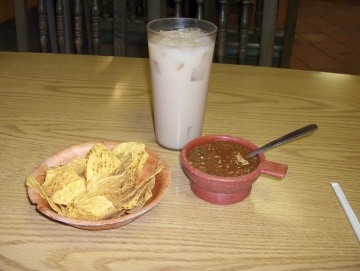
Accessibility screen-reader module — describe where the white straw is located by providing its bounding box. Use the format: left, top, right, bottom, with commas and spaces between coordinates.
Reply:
331, 182, 360, 243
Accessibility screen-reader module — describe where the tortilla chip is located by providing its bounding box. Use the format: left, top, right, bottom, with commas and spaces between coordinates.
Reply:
66, 195, 119, 220
111, 142, 146, 159
126, 189, 153, 214
42, 158, 86, 197
85, 143, 121, 189
50, 178, 86, 205
121, 177, 155, 210
113, 165, 162, 209
26, 175, 66, 216
111, 142, 149, 182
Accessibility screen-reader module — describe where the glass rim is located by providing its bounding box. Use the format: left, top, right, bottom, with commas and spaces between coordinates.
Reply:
146, 17, 218, 37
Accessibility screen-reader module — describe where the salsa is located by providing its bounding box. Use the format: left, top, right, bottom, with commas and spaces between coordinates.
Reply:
187, 141, 259, 177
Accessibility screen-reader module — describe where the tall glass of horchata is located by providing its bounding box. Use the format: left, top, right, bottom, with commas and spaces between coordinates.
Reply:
146, 18, 217, 150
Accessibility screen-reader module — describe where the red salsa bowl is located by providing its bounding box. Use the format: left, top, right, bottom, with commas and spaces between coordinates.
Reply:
181, 135, 288, 205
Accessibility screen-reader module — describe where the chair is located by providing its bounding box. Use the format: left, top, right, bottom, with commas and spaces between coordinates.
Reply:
146, 0, 299, 67
13, 0, 30, 52
37, 0, 299, 68
221, 0, 299, 67
38, 0, 127, 56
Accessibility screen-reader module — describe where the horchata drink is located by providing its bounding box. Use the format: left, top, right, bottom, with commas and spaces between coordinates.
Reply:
146, 18, 217, 150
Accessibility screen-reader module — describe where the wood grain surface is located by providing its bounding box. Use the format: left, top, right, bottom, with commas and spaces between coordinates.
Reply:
1, 52, 359, 270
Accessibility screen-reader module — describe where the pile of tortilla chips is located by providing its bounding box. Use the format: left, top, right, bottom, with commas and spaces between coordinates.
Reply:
26, 142, 163, 221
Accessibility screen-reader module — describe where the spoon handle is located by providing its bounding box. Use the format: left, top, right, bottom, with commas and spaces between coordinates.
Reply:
247, 124, 318, 158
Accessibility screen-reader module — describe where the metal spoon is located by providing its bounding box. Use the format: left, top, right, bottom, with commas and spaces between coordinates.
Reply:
246, 124, 318, 158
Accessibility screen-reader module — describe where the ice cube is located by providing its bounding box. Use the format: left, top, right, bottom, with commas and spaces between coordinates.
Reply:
152, 60, 161, 74
191, 66, 206, 81
191, 52, 209, 81
176, 63, 185, 71
200, 52, 210, 67
152, 47, 167, 59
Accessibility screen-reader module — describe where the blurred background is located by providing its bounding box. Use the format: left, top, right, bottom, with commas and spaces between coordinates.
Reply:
1, 0, 359, 75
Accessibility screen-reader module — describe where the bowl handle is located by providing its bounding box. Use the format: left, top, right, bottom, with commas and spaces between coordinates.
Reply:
260, 160, 288, 179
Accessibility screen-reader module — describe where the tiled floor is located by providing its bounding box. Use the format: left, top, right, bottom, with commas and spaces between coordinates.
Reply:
290, 0, 360, 75
1, 0, 359, 75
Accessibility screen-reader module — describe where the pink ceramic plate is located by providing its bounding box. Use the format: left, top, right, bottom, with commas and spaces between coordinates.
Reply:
27, 141, 170, 230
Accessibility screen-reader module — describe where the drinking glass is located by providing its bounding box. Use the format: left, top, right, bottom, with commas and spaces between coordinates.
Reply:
146, 18, 217, 150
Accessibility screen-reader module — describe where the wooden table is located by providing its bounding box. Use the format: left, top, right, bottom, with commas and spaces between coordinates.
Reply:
1, 52, 359, 270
